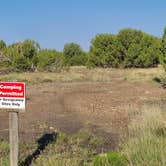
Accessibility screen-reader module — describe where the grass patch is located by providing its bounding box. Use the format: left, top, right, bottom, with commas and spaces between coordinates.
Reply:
93, 152, 127, 166
0, 129, 108, 166
29, 130, 106, 166
122, 106, 166, 166
123, 65, 165, 84
0, 140, 9, 166
0, 66, 165, 85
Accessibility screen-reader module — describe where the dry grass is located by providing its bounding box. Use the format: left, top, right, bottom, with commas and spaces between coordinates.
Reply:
122, 106, 166, 166
0, 66, 166, 166
0, 66, 165, 84
123, 65, 165, 83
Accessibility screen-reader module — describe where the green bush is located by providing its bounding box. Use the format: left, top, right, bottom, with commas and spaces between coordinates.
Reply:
12, 56, 32, 72
67, 53, 88, 66
89, 34, 122, 68
0, 40, 6, 50
36, 49, 65, 72
93, 155, 107, 166
93, 152, 127, 166
63, 42, 88, 66
161, 27, 166, 70
1, 39, 40, 72
89, 29, 161, 68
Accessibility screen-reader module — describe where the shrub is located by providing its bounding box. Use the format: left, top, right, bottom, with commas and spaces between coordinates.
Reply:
0, 40, 6, 50
36, 49, 65, 72
12, 56, 31, 72
67, 53, 88, 66
63, 42, 88, 66
161, 27, 166, 70
89, 34, 122, 67
93, 152, 127, 166
89, 29, 161, 68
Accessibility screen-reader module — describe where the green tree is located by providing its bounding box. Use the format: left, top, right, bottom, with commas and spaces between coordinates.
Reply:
63, 42, 86, 65
63, 43, 82, 58
36, 49, 65, 72
89, 29, 161, 68
161, 27, 166, 70
0, 40, 6, 50
10, 39, 40, 59
2, 39, 40, 71
89, 34, 122, 67
13, 56, 31, 72
124, 33, 161, 68
117, 28, 144, 63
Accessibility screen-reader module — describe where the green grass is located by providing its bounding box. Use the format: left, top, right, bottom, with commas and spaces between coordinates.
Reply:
2, 104, 165, 166
0, 141, 9, 166
0, 129, 107, 166
1, 67, 166, 165
121, 106, 166, 166
31, 130, 106, 166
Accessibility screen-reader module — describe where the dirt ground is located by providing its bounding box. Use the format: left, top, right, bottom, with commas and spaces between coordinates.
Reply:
0, 75, 165, 149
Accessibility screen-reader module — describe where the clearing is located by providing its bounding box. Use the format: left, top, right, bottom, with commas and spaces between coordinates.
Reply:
0, 66, 165, 150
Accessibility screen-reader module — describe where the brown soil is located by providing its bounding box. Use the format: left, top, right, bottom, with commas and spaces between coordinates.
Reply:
0, 77, 165, 149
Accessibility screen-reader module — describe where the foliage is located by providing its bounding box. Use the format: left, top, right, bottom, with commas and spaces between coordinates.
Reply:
63, 42, 87, 66
13, 55, 32, 72
36, 49, 65, 72
2, 39, 40, 71
89, 34, 122, 67
161, 27, 166, 70
124, 33, 161, 67
68, 52, 88, 66
63, 42, 82, 58
0, 40, 6, 50
89, 29, 162, 68
0, 27, 166, 72
93, 152, 127, 166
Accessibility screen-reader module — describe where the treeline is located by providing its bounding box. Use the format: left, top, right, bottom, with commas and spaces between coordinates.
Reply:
0, 27, 166, 72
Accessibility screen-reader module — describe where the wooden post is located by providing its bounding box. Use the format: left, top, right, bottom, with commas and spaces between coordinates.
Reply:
9, 111, 19, 166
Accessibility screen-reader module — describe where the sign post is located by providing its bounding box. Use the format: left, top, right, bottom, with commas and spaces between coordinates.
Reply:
9, 111, 19, 166
0, 82, 25, 166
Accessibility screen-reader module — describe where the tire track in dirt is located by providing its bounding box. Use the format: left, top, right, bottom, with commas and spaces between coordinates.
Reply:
0, 80, 165, 149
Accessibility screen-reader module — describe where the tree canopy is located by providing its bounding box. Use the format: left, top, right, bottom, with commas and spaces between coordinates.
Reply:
89, 29, 162, 68
0, 27, 166, 72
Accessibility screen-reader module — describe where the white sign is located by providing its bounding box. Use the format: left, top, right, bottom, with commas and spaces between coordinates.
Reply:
0, 82, 25, 110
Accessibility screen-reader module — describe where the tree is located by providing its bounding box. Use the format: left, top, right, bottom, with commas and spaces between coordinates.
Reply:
161, 27, 166, 70
117, 29, 144, 62
4, 39, 40, 71
0, 40, 6, 50
124, 33, 161, 68
13, 56, 31, 72
10, 39, 40, 59
36, 49, 65, 72
63, 43, 86, 66
63, 43, 82, 58
89, 29, 161, 68
89, 34, 122, 67
162, 27, 166, 54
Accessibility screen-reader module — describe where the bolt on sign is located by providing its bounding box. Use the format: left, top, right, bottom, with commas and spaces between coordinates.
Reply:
0, 82, 25, 110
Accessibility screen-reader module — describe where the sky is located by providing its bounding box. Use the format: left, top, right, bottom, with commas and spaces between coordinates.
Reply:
0, 0, 166, 51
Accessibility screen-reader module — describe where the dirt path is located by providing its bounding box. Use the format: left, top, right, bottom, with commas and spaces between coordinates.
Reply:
0, 78, 165, 149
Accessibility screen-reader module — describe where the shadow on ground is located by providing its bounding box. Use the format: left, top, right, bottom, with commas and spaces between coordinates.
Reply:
19, 132, 57, 166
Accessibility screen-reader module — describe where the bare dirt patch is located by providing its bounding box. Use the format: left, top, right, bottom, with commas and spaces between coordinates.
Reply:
0, 74, 165, 149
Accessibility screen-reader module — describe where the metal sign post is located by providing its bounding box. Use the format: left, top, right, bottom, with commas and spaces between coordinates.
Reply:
0, 82, 25, 166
